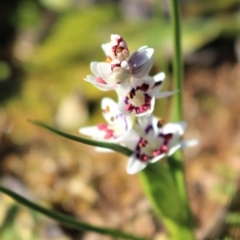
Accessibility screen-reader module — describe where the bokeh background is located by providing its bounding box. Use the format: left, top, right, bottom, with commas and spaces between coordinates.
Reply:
0, 0, 240, 239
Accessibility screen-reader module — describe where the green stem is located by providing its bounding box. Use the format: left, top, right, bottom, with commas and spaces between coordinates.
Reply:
168, 0, 195, 239
170, 0, 183, 121
0, 186, 148, 240
169, 0, 184, 199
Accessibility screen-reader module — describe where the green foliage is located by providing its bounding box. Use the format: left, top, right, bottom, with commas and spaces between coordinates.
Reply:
29, 119, 133, 156
0, 204, 20, 240
226, 212, 240, 225
183, 0, 240, 16
33, 4, 120, 69
16, 0, 41, 29
140, 159, 195, 240
0, 186, 148, 240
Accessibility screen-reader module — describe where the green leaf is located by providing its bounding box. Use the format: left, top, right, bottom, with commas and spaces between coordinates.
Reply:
226, 212, 240, 226
139, 163, 194, 240
0, 204, 19, 231
28, 119, 133, 157
34, 4, 119, 69
140, 163, 182, 219
0, 186, 148, 240
0, 204, 19, 240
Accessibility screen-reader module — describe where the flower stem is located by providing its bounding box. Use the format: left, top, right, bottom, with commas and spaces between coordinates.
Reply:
168, 0, 195, 239
170, 0, 183, 122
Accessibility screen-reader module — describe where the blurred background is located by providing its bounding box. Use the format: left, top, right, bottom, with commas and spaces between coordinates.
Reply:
0, 0, 240, 239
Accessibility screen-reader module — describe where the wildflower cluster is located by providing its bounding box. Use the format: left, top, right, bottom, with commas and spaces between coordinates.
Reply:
80, 34, 197, 174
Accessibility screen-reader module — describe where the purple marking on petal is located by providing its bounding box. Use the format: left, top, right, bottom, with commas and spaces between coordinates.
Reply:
124, 118, 128, 131
163, 133, 173, 142
152, 81, 162, 89
160, 145, 168, 153
136, 153, 140, 159
145, 125, 153, 134
140, 83, 149, 92
123, 88, 152, 115
152, 149, 161, 157
126, 103, 134, 112
158, 133, 173, 145
138, 138, 148, 147
139, 154, 149, 162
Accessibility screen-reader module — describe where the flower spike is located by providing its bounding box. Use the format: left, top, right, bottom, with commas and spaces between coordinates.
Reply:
80, 34, 198, 174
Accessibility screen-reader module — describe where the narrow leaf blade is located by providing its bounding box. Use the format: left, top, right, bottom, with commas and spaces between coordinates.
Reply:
28, 119, 133, 157
0, 186, 147, 240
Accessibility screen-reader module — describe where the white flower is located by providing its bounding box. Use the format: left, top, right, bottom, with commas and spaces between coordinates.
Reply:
84, 62, 117, 91
79, 98, 133, 143
86, 34, 156, 88
117, 72, 178, 117
109, 46, 154, 84
102, 34, 129, 62
121, 115, 198, 174
102, 34, 154, 82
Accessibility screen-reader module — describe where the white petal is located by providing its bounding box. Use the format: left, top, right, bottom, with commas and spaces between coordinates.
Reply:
79, 126, 106, 139
167, 143, 181, 156
137, 115, 153, 131
101, 98, 133, 137
131, 76, 155, 89
137, 115, 160, 136
116, 81, 132, 96
151, 72, 166, 93
101, 43, 111, 56
114, 115, 133, 133
149, 153, 166, 163
97, 62, 112, 83
127, 155, 147, 174
181, 139, 199, 148
101, 98, 120, 123
153, 72, 166, 82
85, 75, 96, 82
121, 130, 140, 151
163, 122, 187, 136
118, 100, 130, 115
136, 115, 157, 138
90, 62, 100, 76
84, 76, 113, 91
162, 122, 187, 151
152, 90, 179, 98
79, 126, 123, 143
